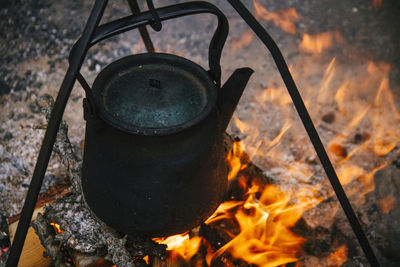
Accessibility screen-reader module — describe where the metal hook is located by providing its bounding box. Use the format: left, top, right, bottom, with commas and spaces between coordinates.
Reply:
146, 0, 162, 31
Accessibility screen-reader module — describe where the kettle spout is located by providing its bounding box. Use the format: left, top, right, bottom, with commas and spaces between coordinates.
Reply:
217, 67, 254, 132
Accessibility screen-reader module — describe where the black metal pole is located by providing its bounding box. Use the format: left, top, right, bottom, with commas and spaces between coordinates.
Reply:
127, 0, 156, 52
5, 1, 109, 266
226, 0, 380, 266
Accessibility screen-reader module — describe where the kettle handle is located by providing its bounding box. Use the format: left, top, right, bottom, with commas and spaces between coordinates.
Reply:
70, 1, 229, 87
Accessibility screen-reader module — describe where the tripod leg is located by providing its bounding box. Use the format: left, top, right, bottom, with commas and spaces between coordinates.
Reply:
5, 1, 109, 266
127, 0, 155, 52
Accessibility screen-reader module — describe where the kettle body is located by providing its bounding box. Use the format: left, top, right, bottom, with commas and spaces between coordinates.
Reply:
82, 108, 228, 236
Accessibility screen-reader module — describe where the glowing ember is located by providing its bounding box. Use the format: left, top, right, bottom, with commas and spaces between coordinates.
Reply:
329, 143, 348, 158
153, 233, 202, 261
327, 244, 348, 266
379, 194, 396, 214
253, 0, 299, 34
49, 222, 64, 234
142, 255, 149, 265
373, 0, 383, 10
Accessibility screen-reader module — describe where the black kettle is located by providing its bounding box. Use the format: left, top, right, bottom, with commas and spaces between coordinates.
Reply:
81, 2, 253, 237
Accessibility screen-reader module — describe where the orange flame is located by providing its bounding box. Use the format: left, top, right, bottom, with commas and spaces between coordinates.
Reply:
231, 29, 255, 52
230, 1, 299, 51
370, 62, 400, 156
205, 185, 311, 266
253, 0, 299, 34
49, 222, 64, 234
226, 141, 248, 181
153, 233, 202, 261
299, 30, 345, 54
299, 32, 333, 54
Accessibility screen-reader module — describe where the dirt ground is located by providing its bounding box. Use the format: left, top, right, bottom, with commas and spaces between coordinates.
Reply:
1, 0, 399, 266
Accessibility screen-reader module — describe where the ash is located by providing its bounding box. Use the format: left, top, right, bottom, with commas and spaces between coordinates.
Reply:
31, 95, 166, 267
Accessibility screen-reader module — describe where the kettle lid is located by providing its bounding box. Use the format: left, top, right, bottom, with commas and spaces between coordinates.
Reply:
92, 53, 216, 135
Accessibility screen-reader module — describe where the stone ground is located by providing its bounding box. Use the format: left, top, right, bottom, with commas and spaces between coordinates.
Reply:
0, 0, 399, 266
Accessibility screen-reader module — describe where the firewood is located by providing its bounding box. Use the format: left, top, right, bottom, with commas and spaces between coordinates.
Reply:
7, 180, 70, 267
8, 206, 52, 267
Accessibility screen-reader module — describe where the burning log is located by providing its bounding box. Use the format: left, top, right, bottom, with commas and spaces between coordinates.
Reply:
31, 213, 64, 266
5, 177, 70, 267
7, 208, 52, 267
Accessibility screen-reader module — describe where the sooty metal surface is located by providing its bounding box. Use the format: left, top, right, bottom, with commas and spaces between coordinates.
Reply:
92, 53, 216, 133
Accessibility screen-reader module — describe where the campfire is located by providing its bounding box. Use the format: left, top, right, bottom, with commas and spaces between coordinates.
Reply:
1, 0, 399, 266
